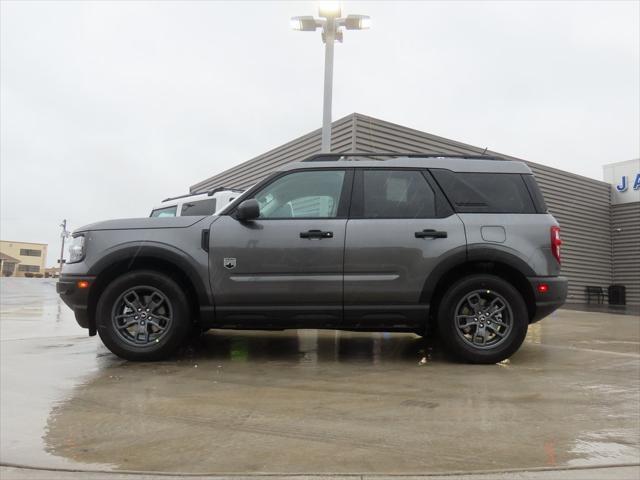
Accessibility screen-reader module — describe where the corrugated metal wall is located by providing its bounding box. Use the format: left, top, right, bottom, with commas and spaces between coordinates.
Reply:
193, 113, 618, 304
612, 202, 640, 306
529, 164, 613, 303
190, 116, 355, 192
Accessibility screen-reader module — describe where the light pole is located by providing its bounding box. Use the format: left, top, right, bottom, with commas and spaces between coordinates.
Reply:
59, 219, 69, 272
291, 3, 370, 153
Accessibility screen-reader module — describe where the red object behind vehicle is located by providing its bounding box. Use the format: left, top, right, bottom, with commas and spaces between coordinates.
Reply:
550, 226, 562, 264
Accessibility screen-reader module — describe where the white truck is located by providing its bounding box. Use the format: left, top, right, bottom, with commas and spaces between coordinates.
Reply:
150, 188, 244, 218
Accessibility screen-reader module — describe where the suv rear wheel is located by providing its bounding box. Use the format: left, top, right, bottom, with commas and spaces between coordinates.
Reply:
96, 271, 191, 361
437, 274, 528, 364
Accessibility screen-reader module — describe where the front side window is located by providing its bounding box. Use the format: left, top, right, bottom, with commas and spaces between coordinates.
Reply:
254, 170, 346, 219
150, 206, 177, 217
362, 170, 436, 218
181, 198, 216, 216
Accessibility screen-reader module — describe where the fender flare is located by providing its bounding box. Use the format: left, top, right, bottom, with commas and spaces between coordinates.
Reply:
420, 244, 535, 304
466, 244, 536, 277
87, 241, 212, 306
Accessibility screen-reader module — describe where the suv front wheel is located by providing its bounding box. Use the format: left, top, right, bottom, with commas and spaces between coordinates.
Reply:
96, 271, 191, 361
437, 274, 529, 364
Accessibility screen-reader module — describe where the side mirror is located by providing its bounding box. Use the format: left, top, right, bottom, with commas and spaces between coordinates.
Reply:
235, 199, 260, 221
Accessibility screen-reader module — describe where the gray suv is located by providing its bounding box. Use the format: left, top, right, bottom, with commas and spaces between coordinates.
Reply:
57, 154, 567, 363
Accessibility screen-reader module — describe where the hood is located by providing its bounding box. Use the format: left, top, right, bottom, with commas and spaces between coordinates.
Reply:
75, 216, 211, 233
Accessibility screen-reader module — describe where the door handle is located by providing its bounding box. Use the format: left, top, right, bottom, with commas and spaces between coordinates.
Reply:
415, 229, 448, 239
300, 229, 333, 239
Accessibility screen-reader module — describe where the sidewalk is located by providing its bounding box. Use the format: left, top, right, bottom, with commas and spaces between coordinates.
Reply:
2, 465, 640, 480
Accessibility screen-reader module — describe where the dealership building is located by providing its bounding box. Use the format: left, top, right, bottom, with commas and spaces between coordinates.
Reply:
192, 113, 640, 306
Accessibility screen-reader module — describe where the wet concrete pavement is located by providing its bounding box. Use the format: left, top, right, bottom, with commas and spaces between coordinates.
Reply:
1, 278, 639, 477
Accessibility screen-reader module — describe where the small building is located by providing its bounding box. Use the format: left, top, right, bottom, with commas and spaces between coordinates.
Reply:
0, 240, 48, 277
192, 113, 639, 306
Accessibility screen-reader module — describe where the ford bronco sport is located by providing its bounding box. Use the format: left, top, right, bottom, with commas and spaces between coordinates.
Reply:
57, 153, 567, 363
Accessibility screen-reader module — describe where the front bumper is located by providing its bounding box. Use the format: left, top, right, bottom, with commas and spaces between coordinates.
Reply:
57, 275, 96, 333
528, 276, 568, 323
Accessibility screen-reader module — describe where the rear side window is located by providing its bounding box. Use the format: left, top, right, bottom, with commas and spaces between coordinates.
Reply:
181, 198, 216, 216
150, 206, 177, 217
431, 170, 536, 214
361, 170, 437, 218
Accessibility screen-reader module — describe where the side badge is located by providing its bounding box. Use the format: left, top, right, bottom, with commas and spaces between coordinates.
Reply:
223, 258, 236, 270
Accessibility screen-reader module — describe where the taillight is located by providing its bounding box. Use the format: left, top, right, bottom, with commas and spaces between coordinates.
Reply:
537, 283, 549, 294
550, 226, 562, 264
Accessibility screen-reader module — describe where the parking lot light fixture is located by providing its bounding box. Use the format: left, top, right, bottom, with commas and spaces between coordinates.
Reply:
290, 16, 319, 32
290, 4, 370, 152
345, 14, 371, 30
318, 1, 342, 18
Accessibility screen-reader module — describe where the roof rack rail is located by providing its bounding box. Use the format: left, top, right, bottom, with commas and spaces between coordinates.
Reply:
302, 152, 502, 162
161, 192, 198, 202
206, 186, 244, 197
161, 186, 244, 202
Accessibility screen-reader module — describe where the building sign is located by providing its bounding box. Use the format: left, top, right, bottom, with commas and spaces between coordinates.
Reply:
615, 173, 640, 192
603, 158, 640, 205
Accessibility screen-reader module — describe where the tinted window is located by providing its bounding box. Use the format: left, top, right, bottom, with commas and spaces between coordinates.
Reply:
254, 170, 345, 219
150, 206, 177, 217
19, 249, 41, 257
431, 170, 536, 214
362, 170, 436, 218
522, 174, 547, 212
181, 198, 216, 216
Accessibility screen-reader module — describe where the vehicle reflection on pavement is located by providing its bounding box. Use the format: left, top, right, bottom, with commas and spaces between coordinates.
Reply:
1, 278, 639, 474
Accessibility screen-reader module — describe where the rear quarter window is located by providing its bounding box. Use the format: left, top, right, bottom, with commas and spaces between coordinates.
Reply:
522, 174, 547, 212
431, 170, 537, 214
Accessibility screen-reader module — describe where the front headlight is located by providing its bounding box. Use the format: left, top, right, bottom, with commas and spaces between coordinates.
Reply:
68, 235, 86, 263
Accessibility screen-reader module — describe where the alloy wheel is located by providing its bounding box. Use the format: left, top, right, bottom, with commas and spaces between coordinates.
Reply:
454, 289, 513, 350
111, 286, 173, 347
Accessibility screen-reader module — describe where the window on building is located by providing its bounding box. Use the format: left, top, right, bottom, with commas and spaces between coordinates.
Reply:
2, 262, 17, 276
431, 170, 536, 214
362, 170, 437, 218
254, 170, 346, 219
150, 206, 178, 217
181, 198, 216, 216
18, 265, 40, 272
20, 249, 42, 257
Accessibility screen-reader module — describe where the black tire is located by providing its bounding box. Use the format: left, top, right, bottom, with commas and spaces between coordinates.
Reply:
96, 270, 191, 361
437, 274, 528, 364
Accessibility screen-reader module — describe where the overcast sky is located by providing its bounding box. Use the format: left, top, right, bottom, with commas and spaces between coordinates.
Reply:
1, 0, 639, 266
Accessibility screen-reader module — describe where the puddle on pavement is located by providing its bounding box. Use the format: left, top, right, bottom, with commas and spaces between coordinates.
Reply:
569, 432, 640, 466
1, 278, 639, 473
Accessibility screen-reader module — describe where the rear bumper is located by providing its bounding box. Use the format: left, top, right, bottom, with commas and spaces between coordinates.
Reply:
528, 276, 568, 323
57, 275, 95, 332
